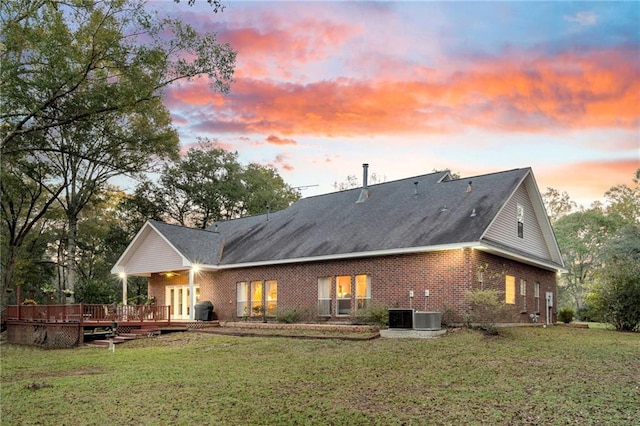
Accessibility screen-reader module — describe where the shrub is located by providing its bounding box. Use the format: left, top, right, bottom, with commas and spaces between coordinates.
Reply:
351, 304, 389, 326
464, 289, 512, 335
276, 308, 300, 324
558, 308, 575, 324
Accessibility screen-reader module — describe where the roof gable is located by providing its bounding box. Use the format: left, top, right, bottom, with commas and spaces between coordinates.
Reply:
111, 221, 223, 275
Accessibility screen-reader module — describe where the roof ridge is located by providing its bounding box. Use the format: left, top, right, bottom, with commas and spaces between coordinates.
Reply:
150, 219, 221, 234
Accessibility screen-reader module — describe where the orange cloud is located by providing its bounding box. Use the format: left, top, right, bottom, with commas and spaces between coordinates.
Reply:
164, 47, 638, 139
266, 135, 297, 145
540, 158, 640, 205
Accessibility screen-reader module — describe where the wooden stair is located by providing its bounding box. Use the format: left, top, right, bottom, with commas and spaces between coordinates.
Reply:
90, 327, 159, 347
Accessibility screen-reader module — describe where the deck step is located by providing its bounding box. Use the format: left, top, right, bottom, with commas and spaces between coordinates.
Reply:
118, 333, 139, 339
129, 328, 161, 336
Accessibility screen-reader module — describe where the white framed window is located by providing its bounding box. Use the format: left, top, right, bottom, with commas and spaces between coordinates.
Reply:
336, 275, 352, 316
265, 280, 277, 316
355, 274, 371, 310
236, 282, 248, 317
517, 204, 524, 238
318, 277, 331, 316
250, 281, 263, 316
520, 279, 527, 311
534, 282, 540, 313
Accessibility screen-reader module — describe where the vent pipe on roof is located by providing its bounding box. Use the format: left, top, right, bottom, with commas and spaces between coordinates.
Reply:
266, 205, 270, 221
356, 163, 369, 203
466, 181, 473, 192
414, 181, 419, 197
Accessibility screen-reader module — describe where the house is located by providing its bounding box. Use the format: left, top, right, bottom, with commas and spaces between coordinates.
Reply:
112, 165, 564, 325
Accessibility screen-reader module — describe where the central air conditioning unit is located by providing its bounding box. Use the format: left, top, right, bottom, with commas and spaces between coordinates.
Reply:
413, 311, 441, 330
388, 308, 414, 329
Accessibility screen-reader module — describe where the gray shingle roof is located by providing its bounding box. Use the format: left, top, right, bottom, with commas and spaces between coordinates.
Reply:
149, 220, 224, 266
202, 168, 530, 265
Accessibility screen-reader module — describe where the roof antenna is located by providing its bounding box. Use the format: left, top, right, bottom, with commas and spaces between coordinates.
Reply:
414, 181, 419, 197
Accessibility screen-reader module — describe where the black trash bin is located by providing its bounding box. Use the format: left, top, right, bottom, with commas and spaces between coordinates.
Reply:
194, 301, 214, 321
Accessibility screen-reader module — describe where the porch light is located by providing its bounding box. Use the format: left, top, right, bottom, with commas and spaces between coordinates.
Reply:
191, 264, 201, 273
118, 272, 126, 279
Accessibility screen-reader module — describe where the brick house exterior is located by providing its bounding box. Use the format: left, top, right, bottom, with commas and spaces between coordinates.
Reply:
113, 167, 564, 325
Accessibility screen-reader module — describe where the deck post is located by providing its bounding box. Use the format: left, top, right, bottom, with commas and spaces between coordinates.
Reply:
16, 285, 21, 320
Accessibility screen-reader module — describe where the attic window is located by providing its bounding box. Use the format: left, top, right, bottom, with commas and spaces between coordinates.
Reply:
516, 204, 524, 238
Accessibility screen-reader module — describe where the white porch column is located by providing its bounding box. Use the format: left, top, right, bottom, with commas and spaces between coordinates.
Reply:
188, 267, 196, 320
120, 272, 128, 305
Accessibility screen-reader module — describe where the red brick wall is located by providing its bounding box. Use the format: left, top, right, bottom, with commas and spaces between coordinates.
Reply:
147, 248, 557, 324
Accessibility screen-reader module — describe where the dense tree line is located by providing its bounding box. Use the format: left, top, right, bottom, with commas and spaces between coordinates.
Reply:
543, 169, 640, 331
0, 0, 296, 309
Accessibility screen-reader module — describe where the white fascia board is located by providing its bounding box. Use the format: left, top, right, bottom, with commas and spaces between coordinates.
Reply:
215, 242, 479, 270
522, 173, 565, 267
475, 242, 565, 272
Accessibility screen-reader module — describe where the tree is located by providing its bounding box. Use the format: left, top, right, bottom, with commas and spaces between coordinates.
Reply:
128, 142, 300, 228
589, 224, 640, 331
553, 209, 621, 312
333, 171, 386, 191
543, 187, 577, 224
604, 168, 640, 225
0, 0, 236, 300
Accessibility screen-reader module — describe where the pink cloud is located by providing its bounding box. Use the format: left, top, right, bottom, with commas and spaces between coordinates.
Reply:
267, 153, 294, 172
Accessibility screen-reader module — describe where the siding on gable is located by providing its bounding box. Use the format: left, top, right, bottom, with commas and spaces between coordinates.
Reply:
123, 230, 185, 274
483, 183, 551, 260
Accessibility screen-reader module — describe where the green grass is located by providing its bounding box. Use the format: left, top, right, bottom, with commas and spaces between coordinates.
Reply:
1, 327, 639, 425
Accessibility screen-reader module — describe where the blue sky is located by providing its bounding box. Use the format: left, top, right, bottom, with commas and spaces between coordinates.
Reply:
153, 0, 639, 206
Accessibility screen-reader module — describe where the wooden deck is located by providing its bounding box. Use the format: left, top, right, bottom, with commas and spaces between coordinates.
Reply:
5, 303, 171, 327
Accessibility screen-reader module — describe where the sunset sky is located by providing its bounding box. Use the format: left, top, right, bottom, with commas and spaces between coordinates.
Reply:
152, 0, 639, 207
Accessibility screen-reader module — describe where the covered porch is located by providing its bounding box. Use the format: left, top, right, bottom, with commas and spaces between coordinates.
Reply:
111, 221, 220, 322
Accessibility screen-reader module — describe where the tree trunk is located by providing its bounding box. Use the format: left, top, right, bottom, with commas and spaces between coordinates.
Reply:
1, 245, 17, 309
66, 214, 78, 304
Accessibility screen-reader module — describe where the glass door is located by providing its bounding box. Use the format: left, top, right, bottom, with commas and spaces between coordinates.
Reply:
166, 284, 200, 320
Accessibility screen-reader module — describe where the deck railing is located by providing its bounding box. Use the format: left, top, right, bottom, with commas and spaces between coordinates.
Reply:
6, 304, 170, 324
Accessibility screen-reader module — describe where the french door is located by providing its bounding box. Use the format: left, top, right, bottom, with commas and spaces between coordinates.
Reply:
165, 284, 200, 320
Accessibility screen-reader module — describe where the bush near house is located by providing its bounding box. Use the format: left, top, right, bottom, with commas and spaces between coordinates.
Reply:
464, 289, 512, 335
558, 307, 575, 324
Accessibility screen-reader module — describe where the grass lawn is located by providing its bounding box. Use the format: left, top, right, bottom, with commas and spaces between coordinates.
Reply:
1, 326, 638, 425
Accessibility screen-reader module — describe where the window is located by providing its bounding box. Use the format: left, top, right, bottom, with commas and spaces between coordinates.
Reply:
336, 275, 352, 315
505, 275, 516, 304
534, 282, 540, 313
236, 282, 248, 317
266, 280, 277, 316
520, 279, 527, 311
517, 204, 524, 238
250, 281, 263, 316
355, 275, 371, 310
318, 277, 331, 316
